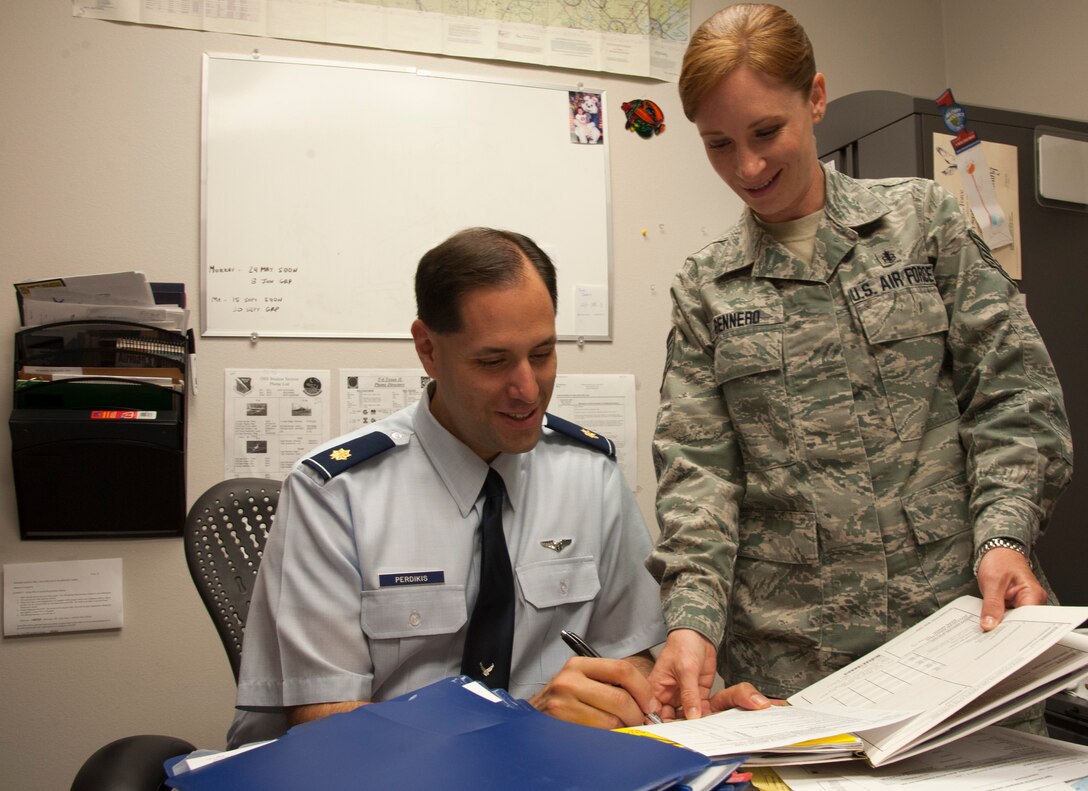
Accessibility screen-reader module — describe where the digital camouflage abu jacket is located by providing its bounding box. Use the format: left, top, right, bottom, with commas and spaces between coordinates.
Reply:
648, 166, 1073, 697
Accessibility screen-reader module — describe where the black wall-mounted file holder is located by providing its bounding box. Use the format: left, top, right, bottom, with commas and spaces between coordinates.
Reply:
9, 320, 191, 539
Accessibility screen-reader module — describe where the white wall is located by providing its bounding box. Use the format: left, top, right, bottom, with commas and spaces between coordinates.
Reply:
0, 1, 1082, 788
940, 0, 1088, 121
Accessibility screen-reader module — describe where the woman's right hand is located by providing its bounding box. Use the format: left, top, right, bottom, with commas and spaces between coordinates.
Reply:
649, 628, 719, 720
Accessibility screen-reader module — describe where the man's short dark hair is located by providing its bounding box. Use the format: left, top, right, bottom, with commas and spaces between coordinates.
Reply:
415, 227, 558, 333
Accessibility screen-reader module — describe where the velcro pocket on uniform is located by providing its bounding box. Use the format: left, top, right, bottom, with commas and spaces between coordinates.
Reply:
737, 509, 819, 564
712, 301, 786, 383
852, 284, 954, 440
851, 283, 948, 345
715, 326, 784, 382
516, 556, 600, 609
901, 475, 972, 544
360, 585, 466, 639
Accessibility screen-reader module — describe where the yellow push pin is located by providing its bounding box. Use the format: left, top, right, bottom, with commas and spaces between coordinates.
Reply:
641, 228, 648, 236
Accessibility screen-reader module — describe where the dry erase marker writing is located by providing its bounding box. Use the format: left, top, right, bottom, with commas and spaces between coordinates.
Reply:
560, 630, 664, 724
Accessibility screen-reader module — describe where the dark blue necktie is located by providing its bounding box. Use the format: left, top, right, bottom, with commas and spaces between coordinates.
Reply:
460, 468, 514, 689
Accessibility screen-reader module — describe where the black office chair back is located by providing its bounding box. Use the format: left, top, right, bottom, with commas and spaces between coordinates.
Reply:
183, 477, 280, 683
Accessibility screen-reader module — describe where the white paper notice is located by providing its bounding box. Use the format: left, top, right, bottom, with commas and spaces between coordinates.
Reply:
550, 374, 638, 488
224, 368, 331, 478
574, 284, 609, 338
4, 559, 123, 636
339, 369, 429, 435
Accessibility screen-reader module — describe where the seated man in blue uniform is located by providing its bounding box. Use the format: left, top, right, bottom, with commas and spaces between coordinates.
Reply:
229, 227, 768, 746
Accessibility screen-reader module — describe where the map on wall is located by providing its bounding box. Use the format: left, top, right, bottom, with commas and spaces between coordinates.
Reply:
72, 0, 690, 80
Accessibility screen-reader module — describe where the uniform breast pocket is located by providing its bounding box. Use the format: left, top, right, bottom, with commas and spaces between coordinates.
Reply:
516, 556, 600, 609
512, 557, 600, 687
714, 325, 795, 470
852, 284, 957, 441
360, 586, 467, 674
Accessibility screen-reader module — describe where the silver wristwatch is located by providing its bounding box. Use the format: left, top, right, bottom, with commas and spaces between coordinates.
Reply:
972, 536, 1031, 577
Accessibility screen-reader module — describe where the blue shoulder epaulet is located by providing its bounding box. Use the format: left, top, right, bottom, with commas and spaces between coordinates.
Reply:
302, 431, 396, 481
543, 413, 616, 459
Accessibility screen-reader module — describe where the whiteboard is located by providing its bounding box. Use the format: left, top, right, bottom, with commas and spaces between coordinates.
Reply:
200, 53, 612, 339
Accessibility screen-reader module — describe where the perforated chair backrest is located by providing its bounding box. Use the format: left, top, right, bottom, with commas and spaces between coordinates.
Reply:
183, 477, 280, 683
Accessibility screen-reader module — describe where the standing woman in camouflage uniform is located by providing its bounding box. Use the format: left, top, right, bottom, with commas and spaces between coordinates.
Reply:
646, 2, 1072, 725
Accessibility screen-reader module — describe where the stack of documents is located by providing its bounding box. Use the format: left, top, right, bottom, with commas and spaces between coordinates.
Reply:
774, 726, 1088, 789
622, 596, 1088, 768
14, 271, 188, 331
747, 733, 866, 767
14, 318, 191, 405
164, 676, 722, 790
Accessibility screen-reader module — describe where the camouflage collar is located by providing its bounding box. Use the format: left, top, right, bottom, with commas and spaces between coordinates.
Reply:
733, 166, 893, 282
823, 165, 893, 228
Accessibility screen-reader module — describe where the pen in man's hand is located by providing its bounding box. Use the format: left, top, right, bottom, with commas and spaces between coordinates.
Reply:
560, 629, 664, 724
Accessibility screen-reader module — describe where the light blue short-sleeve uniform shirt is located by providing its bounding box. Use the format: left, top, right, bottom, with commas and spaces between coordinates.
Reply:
229, 387, 665, 746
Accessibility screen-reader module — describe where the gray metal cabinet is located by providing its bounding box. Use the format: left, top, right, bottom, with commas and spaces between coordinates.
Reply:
817, 91, 1088, 607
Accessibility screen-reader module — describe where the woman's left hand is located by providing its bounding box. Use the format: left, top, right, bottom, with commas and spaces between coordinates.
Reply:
976, 547, 1047, 631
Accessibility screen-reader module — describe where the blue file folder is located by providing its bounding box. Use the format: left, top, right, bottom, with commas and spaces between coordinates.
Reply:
165, 676, 710, 790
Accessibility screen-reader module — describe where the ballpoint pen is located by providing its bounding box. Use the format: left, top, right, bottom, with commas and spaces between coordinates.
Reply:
560, 629, 665, 724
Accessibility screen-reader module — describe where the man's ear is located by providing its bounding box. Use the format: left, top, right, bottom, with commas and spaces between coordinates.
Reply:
411, 319, 438, 378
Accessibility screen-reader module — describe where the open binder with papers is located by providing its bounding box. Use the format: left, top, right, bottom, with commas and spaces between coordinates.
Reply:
623, 596, 1088, 768
164, 676, 724, 791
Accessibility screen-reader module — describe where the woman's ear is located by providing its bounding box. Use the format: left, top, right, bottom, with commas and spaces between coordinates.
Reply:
811, 72, 827, 123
